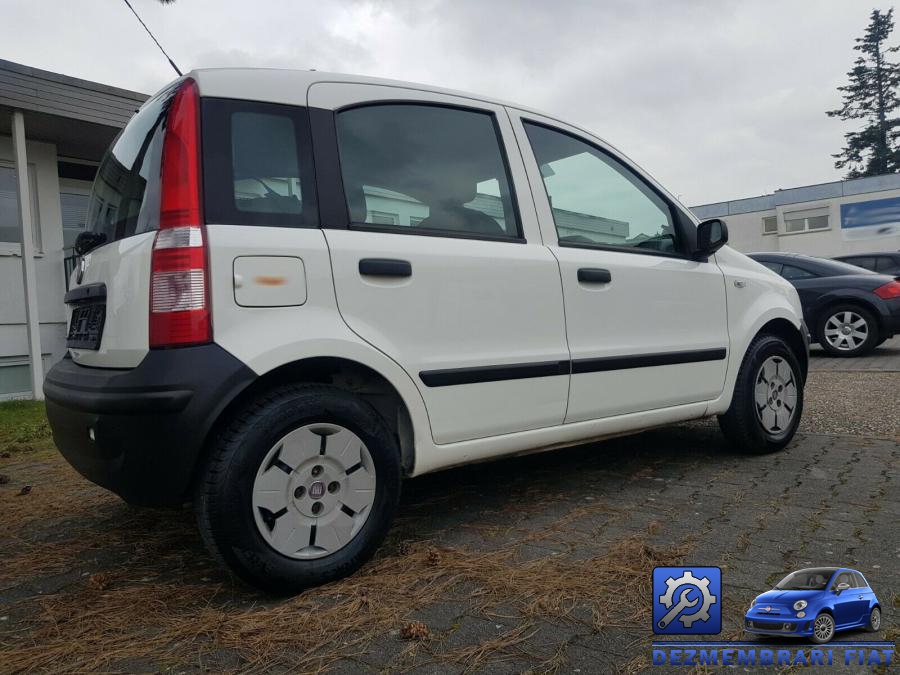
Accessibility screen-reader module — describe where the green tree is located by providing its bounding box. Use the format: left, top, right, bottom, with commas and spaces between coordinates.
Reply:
827, 8, 900, 178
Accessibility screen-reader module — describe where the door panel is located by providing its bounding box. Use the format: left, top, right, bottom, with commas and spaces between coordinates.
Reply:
510, 110, 729, 422
309, 83, 569, 444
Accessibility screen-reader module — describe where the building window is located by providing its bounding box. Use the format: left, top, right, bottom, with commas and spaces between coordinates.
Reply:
783, 207, 829, 234
762, 215, 777, 235
60, 190, 91, 250
0, 163, 40, 249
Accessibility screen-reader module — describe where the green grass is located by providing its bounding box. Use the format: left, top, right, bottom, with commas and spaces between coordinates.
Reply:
0, 400, 53, 454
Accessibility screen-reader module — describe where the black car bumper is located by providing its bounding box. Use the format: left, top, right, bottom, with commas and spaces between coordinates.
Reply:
44, 344, 255, 506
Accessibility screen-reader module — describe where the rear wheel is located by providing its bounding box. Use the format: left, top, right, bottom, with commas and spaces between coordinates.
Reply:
719, 334, 803, 454
817, 304, 879, 356
866, 606, 881, 632
195, 384, 401, 595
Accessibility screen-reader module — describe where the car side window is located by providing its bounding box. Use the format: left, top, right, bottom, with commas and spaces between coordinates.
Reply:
202, 99, 317, 228
875, 256, 894, 272
523, 121, 678, 254
832, 572, 853, 589
760, 261, 782, 274
334, 104, 521, 239
853, 572, 868, 588
780, 264, 817, 280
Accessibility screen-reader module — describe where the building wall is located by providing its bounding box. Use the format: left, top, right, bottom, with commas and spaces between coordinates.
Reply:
0, 134, 67, 399
692, 176, 900, 257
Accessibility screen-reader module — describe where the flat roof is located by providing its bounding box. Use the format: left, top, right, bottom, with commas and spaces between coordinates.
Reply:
0, 59, 147, 129
691, 173, 900, 220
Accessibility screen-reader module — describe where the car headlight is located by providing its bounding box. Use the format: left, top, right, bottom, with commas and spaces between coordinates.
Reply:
796, 611, 806, 618
750, 598, 757, 607
794, 600, 807, 611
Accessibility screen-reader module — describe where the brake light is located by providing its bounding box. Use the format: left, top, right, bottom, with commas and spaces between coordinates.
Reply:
873, 280, 900, 299
149, 79, 211, 348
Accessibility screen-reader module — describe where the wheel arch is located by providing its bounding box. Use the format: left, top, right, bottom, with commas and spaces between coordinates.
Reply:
191, 356, 420, 495
756, 317, 809, 384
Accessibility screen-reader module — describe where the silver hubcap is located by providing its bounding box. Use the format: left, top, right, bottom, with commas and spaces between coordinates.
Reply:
252, 423, 377, 559
814, 614, 834, 641
754, 356, 798, 434
871, 608, 881, 630
824, 311, 868, 351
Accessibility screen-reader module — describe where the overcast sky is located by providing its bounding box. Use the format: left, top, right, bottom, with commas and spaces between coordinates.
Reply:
1, 0, 893, 205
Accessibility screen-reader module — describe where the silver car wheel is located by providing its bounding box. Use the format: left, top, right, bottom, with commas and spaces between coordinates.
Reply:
823, 311, 868, 351
870, 607, 881, 630
814, 613, 835, 642
754, 356, 798, 434
251, 423, 377, 559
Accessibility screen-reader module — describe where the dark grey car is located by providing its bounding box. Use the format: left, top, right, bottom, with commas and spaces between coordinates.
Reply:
834, 251, 900, 276
749, 253, 900, 356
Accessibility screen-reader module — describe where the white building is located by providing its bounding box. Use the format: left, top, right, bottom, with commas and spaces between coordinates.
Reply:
0, 59, 146, 399
691, 174, 900, 257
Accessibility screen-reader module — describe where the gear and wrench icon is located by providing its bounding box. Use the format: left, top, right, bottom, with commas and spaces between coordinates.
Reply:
658, 570, 717, 628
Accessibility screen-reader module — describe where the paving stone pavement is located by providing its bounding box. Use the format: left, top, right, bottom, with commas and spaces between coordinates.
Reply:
810, 335, 900, 371
1, 373, 898, 673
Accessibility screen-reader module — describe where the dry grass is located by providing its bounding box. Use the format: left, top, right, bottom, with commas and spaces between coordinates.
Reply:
0, 453, 692, 673
0, 401, 703, 672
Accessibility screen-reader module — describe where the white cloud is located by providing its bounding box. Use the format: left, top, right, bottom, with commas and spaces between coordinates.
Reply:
1, 0, 891, 203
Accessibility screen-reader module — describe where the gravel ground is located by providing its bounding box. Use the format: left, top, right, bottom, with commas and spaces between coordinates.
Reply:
801, 370, 899, 438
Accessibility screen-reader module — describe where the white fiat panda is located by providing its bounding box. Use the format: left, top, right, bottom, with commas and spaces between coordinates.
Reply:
45, 70, 808, 594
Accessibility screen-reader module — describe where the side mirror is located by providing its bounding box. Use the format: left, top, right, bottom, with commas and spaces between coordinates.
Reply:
835, 582, 850, 594
695, 218, 728, 257
74, 230, 107, 256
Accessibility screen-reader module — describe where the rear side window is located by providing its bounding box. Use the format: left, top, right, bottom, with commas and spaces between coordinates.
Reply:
202, 99, 317, 227
334, 104, 521, 239
781, 264, 816, 280
875, 256, 897, 272
86, 81, 179, 243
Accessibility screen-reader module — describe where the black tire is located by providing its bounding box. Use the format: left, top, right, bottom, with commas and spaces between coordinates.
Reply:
718, 334, 804, 454
866, 606, 881, 632
816, 304, 880, 357
195, 384, 401, 595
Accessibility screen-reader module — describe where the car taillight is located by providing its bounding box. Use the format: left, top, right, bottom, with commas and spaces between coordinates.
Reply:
873, 280, 900, 300
149, 78, 211, 348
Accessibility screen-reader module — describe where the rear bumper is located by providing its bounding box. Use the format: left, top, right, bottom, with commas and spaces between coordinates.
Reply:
44, 344, 255, 506
883, 298, 900, 336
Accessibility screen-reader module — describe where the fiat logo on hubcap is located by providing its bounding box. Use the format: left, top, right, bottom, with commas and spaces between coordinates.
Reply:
309, 481, 325, 499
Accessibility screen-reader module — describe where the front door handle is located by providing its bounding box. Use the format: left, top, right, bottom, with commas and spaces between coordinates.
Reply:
577, 268, 612, 284
359, 258, 412, 278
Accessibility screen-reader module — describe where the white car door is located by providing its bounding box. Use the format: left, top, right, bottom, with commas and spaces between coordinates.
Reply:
308, 83, 569, 444
509, 110, 729, 423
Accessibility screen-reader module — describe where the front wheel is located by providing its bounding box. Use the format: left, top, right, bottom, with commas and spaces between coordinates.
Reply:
810, 612, 835, 644
195, 384, 402, 595
718, 334, 804, 454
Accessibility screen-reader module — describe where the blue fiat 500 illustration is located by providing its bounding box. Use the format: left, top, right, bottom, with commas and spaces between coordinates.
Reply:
745, 567, 881, 643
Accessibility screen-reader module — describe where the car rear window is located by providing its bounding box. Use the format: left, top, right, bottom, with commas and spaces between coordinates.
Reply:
202, 99, 317, 228
85, 81, 180, 244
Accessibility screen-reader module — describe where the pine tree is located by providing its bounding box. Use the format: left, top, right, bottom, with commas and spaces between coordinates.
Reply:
827, 8, 900, 178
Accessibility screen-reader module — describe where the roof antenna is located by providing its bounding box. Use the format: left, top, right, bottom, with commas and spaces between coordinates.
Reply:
120, 0, 182, 76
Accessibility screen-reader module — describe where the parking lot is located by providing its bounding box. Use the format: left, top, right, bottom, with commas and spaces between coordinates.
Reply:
1, 339, 898, 673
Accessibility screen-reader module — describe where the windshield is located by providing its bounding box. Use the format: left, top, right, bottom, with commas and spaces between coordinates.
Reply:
775, 568, 835, 590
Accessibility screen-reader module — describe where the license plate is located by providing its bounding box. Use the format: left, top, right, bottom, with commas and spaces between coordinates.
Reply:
67, 303, 106, 350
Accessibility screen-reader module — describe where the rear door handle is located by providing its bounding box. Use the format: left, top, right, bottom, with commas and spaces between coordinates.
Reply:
577, 268, 612, 284
359, 258, 412, 278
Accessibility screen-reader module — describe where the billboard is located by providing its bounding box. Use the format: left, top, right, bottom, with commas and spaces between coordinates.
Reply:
840, 196, 900, 240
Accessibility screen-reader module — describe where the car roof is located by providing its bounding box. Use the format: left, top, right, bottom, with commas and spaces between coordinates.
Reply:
189, 67, 551, 120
